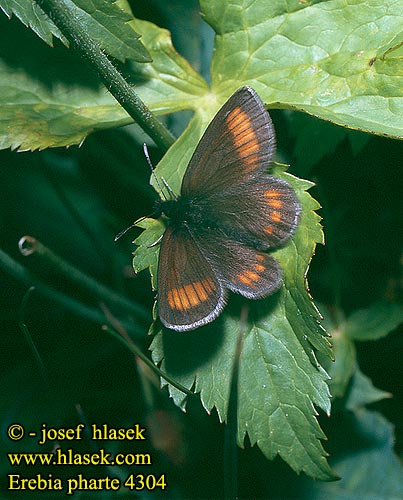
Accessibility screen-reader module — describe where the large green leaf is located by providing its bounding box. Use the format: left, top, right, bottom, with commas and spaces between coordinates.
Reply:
0, 14, 207, 150
203, 0, 403, 138
344, 301, 403, 341
2, 0, 403, 151
2, 0, 150, 62
134, 167, 334, 480
306, 410, 403, 499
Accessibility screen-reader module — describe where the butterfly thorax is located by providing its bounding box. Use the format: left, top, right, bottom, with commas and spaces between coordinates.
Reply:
154, 197, 208, 230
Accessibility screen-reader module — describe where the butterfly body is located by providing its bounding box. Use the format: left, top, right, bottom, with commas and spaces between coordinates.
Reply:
155, 87, 301, 332
155, 197, 207, 230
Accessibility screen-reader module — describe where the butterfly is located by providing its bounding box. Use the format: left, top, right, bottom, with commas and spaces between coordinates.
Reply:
151, 86, 300, 331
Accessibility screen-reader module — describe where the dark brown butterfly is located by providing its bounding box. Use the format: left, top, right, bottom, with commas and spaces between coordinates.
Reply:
151, 87, 300, 331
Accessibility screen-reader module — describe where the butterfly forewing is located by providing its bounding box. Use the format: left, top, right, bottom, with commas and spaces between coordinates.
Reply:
181, 87, 276, 199
157, 226, 226, 331
199, 175, 300, 249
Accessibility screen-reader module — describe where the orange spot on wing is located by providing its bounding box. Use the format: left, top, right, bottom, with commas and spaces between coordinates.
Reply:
268, 199, 283, 208
177, 288, 190, 310
265, 189, 282, 198
227, 109, 255, 138
245, 270, 260, 281
264, 226, 274, 235
237, 137, 259, 156
191, 282, 207, 303
243, 154, 259, 170
254, 263, 265, 273
168, 289, 184, 311
265, 190, 284, 208
237, 270, 260, 287
270, 211, 282, 223
167, 279, 215, 311
180, 288, 192, 309
226, 109, 261, 171
237, 274, 253, 286
204, 278, 215, 293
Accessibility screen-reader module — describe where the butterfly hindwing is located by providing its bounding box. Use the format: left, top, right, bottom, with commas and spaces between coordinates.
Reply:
181, 87, 275, 199
157, 226, 226, 331
190, 231, 284, 298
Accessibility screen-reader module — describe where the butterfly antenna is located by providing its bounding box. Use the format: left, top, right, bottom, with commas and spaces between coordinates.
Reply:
116, 143, 170, 243
161, 176, 177, 199
143, 143, 171, 201
114, 216, 146, 242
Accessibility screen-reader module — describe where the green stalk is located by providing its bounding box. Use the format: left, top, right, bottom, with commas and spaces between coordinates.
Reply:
104, 326, 194, 397
35, 0, 176, 151
0, 248, 146, 336
18, 236, 148, 321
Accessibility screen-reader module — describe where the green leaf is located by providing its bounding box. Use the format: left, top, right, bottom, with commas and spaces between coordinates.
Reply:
307, 410, 403, 500
3, 0, 403, 151
63, 0, 151, 63
316, 302, 400, 402
326, 328, 356, 399
203, 0, 403, 138
0, 14, 207, 150
0, 0, 67, 46
142, 168, 334, 480
344, 301, 403, 341
345, 368, 391, 411
132, 218, 164, 292
126, 18, 209, 114
2, 0, 150, 63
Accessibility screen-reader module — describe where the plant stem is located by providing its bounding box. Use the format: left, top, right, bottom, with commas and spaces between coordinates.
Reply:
103, 326, 194, 397
18, 287, 49, 385
18, 236, 148, 321
35, 0, 176, 151
0, 248, 146, 336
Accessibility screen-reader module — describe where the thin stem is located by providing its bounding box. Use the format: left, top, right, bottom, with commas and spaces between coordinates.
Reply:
18, 235, 148, 322
101, 304, 193, 396
35, 0, 176, 151
102, 323, 193, 397
0, 248, 145, 336
18, 287, 49, 385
